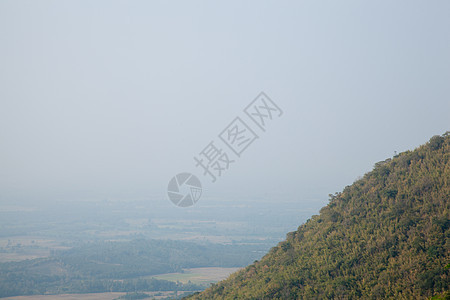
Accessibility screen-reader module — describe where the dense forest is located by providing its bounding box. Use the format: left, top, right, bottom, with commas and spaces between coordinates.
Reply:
188, 133, 449, 299
0, 239, 261, 297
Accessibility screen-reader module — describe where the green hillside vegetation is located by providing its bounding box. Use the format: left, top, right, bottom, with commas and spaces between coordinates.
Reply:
188, 133, 449, 299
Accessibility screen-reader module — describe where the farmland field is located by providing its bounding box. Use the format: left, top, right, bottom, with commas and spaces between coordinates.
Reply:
1, 291, 188, 300
150, 267, 242, 284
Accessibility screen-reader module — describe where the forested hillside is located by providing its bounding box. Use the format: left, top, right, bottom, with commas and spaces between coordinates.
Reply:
188, 133, 449, 299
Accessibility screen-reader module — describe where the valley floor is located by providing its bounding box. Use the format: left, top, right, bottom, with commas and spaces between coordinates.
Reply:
2, 291, 190, 300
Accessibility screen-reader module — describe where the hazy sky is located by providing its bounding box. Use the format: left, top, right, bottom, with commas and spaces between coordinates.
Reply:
1, 1, 449, 207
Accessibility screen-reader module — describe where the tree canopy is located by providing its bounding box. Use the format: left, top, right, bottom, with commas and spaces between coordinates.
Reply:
188, 133, 450, 299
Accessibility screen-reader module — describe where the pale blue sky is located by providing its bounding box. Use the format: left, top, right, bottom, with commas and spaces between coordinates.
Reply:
1, 1, 449, 207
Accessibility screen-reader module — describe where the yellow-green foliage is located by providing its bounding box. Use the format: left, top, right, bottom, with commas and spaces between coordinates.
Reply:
188, 133, 449, 299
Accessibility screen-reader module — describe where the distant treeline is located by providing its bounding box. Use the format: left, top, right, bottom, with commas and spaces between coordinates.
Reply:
0, 276, 201, 298
0, 239, 261, 297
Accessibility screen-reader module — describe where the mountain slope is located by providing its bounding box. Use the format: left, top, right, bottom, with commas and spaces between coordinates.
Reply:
188, 133, 449, 299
